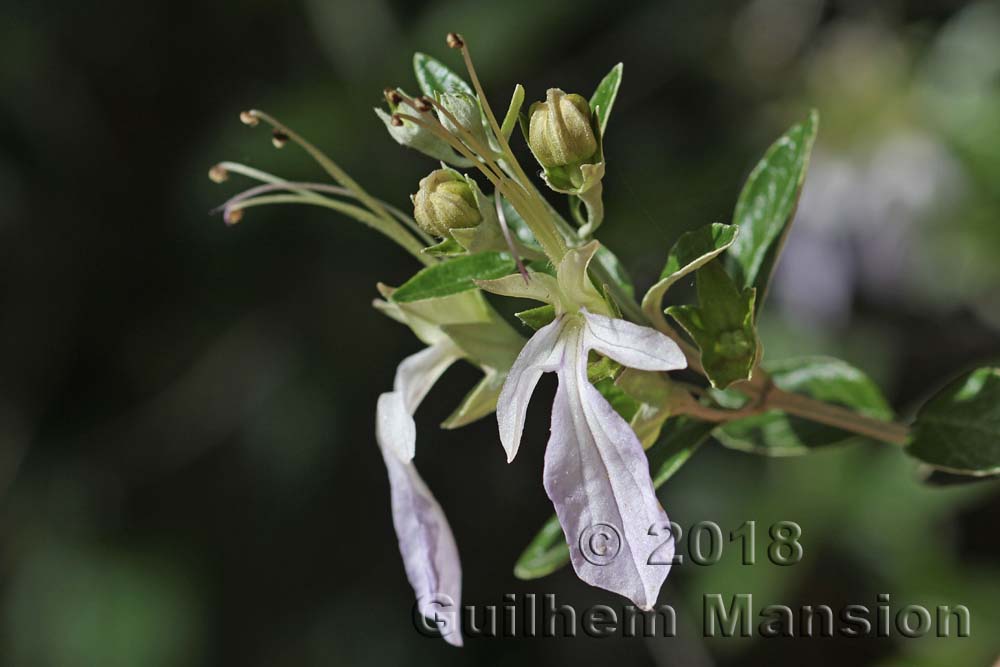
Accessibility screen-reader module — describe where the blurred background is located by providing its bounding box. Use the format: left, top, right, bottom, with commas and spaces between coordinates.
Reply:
1, 0, 999, 665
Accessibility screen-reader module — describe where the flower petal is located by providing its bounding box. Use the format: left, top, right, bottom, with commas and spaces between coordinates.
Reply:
376, 392, 417, 462
379, 442, 463, 646
394, 340, 462, 414
496, 316, 567, 462
582, 309, 687, 371
376, 341, 460, 462
543, 326, 672, 609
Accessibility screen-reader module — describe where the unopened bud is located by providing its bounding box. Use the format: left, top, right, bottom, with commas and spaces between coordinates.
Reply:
437, 92, 488, 147
239, 110, 259, 126
208, 164, 229, 183
271, 130, 289, 148
446, 32, 464, 49
528, 89, 598, 170
413, 169, 481, 237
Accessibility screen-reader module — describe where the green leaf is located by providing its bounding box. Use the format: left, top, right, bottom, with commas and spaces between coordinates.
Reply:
500, 196, 539, 248
593, 377, 640, 423
714, 356, 894, 456
441, 370, 506, 430
648, 418, 716, 487
515, 304, 556, 330
422, 237, 466, 257
589, 62, 623, 136
440, 320, 523, 372
667, 262, 758, 389
593, 245, 635, 300
726, 110, 819, 315
412, 52, 473, 97
641, 223, 739, 325
908, 367, 1000, 475
513, 416, 713, 580
392, 252, 515, 303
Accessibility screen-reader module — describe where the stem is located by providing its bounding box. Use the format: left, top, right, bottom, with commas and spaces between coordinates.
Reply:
454, 38, 568, 262
765, 387, 911, 446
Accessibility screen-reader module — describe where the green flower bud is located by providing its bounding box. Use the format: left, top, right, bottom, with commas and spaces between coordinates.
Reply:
437, 92, 489, 148
413, 170, 482, 237
528, 89, 598, 170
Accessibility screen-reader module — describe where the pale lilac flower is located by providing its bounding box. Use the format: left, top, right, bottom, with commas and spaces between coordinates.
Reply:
372, 288, 523, 646
478, 243, 687, 609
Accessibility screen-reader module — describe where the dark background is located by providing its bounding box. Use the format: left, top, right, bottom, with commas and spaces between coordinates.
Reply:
1, 0, 999, 665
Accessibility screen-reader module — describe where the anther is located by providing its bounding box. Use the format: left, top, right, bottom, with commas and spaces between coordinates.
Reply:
271, 130, 289, 148
390, 114, 404, 127
224, 208, 244, 225
414, 97, 433, 113
383, 88, 403, 106
239, 110, 259, 126
446, 32, 464, 49
208, 164, 229, 183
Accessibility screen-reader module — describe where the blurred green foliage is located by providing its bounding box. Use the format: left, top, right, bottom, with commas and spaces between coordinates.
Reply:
1, 1, 998, 665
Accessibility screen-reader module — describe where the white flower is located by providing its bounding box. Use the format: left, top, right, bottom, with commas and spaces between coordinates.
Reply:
372, 288, 524, 646
478, 243, 687, 609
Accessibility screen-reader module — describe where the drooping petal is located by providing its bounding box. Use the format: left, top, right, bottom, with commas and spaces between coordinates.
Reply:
378, 442, 463, 646
544, 323, 673, 609
377, 341, 461, 461
495, 316, 567, 462
394, 340, 462, 414
376, 392, 417, 462
582, 309, 687, 372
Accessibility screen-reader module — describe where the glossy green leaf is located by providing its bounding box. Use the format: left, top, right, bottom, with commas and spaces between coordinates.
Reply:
589, 62, 623, 135
726, 110, 818, 314
441, 371, 506, 430
513, 416, 713, 580
392, 252, 515, 303
667, 261, 757, 389
500, 196, 539, 248
908, 367, 1000, 475
515, 304, 556, 330
412, 52, 473, 97
593, 244, 635, 300
714, 356, 894, 456
593, 377, 640, 422
641, 223, 738, 326
422, 237, 466, 257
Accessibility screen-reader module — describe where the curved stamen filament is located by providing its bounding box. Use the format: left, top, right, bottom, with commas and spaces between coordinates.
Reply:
213, 176, 432, 245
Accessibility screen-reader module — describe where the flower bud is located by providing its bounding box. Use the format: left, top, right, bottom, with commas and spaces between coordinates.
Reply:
528, 89, 598, 170
413, 170, 481, 237
437, 92, 488, 148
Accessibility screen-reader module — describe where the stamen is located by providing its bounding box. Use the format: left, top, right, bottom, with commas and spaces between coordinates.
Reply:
495, 194, 529, 282
224, 208, 244, 225
383, 88, 403, 106
271, 130, 289, 148
414, 96, 433, 113
446, 32, 464, 49
208, 164, 229, 183
390, 114, 404, 127
239, 110, 259, 126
